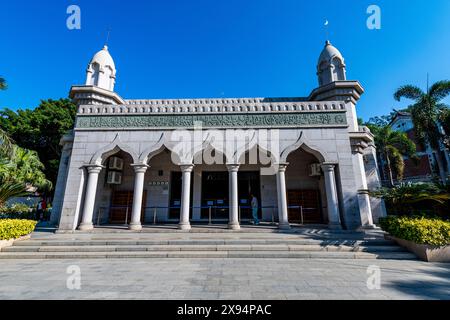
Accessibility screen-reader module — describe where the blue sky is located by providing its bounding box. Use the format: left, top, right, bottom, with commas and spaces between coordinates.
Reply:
1, 0, 449, 121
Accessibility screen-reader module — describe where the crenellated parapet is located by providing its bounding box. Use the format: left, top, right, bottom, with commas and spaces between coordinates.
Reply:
77, 100, 347, 115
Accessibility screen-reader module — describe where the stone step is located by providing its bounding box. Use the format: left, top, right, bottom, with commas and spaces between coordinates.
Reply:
0, 250, 417, 260
12, 239, 397, 247
2, 244, 405, 253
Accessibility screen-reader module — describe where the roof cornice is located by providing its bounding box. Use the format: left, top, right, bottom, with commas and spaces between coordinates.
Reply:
308, 81, 364, 104
69, 85, 126, 105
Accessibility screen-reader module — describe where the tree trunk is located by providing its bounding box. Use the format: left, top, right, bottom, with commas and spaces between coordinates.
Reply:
434, 149, 447, 183
385, 153, 395, 187
378, 152, 386, 181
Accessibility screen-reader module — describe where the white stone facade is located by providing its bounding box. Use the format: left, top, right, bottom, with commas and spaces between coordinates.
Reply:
52, 41, 386, 231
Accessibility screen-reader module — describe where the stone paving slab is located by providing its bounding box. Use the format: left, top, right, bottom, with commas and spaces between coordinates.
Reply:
0, 258, 448, 300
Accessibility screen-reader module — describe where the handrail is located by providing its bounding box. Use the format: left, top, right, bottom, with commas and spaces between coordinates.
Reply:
95, 205, 317, 226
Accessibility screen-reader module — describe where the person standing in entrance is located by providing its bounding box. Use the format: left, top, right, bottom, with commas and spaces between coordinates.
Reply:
250, 194, 259, 225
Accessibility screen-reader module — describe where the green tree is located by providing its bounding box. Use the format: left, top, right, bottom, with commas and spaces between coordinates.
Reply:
371, 182, 450, 217
0, 128, 14, 158
394, 80, 450, 182
0, 76, 32, 205
0, 144, 51, 207
367, 124, 417, 187
9, 146, 52, 191
0, 99, 76, 190
0, 77, 12, 156
441, 108, 450, 149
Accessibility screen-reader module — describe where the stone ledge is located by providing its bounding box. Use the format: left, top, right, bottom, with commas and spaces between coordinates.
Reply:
0, 235, 31, 251
385, 235, 450, 262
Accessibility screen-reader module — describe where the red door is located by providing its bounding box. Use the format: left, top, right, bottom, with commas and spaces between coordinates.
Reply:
110, 190, 147, 224
287, 190, 322, 224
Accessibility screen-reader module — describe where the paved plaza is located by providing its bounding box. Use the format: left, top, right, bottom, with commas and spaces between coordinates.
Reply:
0, 257, 449, 300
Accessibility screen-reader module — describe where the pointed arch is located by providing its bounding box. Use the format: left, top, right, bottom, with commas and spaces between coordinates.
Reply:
231, 129, 257, 164
138, 133, 165, 164
280, 131, 328, 163
237, 139, 279, 165
193, 143, 228, 166
90, 133, 139, 165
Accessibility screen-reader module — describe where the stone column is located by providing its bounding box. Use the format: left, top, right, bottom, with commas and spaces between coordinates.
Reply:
179, 164, 194, 230
78, 165, 103, 231
227, 164, 240, 230
321, 164, 342, 229
129, 164, 149, 231
352, 141, 376, 229
276, 163, 290, 229
357, 189, 374, 227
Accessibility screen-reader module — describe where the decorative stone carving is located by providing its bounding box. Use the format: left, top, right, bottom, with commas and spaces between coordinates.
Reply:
351, 139, 369, 154
76, 112, 348, 129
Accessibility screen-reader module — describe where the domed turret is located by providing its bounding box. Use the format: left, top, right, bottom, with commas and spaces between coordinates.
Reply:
85, 45, 116, 91
317, 41, 346, 86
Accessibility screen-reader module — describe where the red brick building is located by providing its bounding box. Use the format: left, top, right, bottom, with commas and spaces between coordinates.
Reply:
387, 112, 449, 183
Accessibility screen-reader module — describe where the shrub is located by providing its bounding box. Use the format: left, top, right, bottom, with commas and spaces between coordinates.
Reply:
0, 203, 36, 220
379, 216, 450, 246
0, 219, 37, 240
370, 182, 450, 218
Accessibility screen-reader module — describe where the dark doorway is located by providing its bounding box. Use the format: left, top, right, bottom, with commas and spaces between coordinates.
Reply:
168, 171, 193, 220
201, 171, 229, 220
238, 171, 261, 220
200, 171, 261, 221
287, 190, 322, 224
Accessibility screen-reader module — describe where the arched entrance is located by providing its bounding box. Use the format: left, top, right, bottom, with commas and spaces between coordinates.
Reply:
192, 146, 230, 223
78, 146, 143, 230
285, 147, 327, 225
94, 150, 147, 226
146, 147, 193, 224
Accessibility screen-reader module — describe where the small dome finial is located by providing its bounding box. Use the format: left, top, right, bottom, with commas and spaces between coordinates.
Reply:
85, 45, 116, 91
317, 41, 347, 86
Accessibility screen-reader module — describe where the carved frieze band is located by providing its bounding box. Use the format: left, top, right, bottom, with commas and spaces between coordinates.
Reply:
76, 112, 348, 129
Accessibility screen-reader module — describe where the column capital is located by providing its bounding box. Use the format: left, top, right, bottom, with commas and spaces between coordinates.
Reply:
321, 163, 337, 172
226, 164, 240, 172
131, 163, 150, 173
275, 163, 289, 172
180, 164, 194, 173
357, 189, 370, 195
84, 164, 104, 174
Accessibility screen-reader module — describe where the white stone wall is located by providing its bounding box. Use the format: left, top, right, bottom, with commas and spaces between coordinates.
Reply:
55, 122, 375, 230
50, 141, 73, 225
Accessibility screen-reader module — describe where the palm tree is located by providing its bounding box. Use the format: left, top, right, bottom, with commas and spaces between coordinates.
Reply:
369, 125, 417, 187
0, 128, 14, 157
0, 144, 52, 207
12, 146, 52, 190
394, 80, 450, 182
0, 181, 29, 208
0, 76, 12, 156
0, 148, 29, 207
370, 182, 450, 217
0, 76, 7, 90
